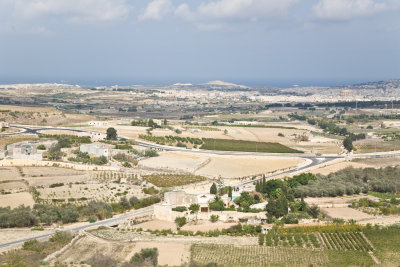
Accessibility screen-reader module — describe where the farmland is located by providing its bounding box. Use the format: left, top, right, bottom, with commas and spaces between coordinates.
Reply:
191, 244, 328, 267
142, 173, 207, 188
200, 138, 303, 153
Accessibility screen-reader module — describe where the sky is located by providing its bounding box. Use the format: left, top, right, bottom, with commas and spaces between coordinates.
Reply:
0, 0, 399, 87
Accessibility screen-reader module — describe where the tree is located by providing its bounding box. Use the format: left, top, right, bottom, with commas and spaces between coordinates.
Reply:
343, 137, 353, 152
209, 200, 224, 211
266, 195, 288, 218
228, 187, 233, 199
106, 127, 117, 140
210, 183, 217, 194
147, 119, 156, 128
189, 204, 200, 213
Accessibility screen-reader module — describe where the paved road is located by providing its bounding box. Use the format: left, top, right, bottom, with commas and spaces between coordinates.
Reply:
0, 209, 153, 250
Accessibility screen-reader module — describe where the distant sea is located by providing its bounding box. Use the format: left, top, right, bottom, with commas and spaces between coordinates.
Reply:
0, 77, 388, 88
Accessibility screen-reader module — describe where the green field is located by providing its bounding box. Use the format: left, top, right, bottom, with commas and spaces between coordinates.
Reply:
200, 138, 303, 153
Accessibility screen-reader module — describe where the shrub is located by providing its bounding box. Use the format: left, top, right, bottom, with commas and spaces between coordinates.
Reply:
143, 187, 159, 195
145, 149, 159, 157
189, 204, 200, 213
172, 206, 187, 212
37, 144, 46, 150
210, 215, 219, 223
49, 231, 73, 245
49, 183, 64, 188
130, 248, 158, 267
175, 217, 187, 227
22, 239, 44, 252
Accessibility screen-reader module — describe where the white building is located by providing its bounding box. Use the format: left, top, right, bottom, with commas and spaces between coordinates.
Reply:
80, 143, 109, 158
88, 121, 109, 127
0, 122, 9, 128
7, 140, 56, 160
77, 131, 107, 142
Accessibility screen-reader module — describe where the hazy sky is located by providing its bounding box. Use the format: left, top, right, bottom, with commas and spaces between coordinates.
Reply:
0, 0, 399, 86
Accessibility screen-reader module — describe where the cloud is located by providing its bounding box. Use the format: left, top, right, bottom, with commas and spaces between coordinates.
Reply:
176, 0, 298, 22
139, 0, 173, 21
313, 0, 389, 21
12, 0, 131, 23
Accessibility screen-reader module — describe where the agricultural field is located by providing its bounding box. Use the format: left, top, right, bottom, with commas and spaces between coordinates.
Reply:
79, 122, 341, 154
364, 227, 400, 264
200, 138, 303, 153
142, 173, 207, 188
139, 151, 305, 179
319, 232, 372, 251
191, 244, 328, 267
36, 182, 146, 205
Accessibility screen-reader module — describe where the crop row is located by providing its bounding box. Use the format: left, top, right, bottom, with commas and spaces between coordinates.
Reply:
320, 232, 372, 251
262, 233, 320, 249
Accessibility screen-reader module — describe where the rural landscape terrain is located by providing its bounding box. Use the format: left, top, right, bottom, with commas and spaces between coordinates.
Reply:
0, 80, 400, 266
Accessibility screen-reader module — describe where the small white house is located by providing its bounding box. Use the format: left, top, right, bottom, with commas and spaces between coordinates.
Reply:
7, 140, 56, 160
80, 143, 109, 158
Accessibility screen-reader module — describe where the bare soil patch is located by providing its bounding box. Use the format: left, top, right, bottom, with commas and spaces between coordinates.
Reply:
322, 207, 374, 221
0, 192, 35, 208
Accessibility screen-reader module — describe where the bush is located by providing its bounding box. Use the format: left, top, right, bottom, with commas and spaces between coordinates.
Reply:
113, 153, 138, 165
49, 231, 73, 245
0, 205, 38, 228
49, 183, 64, 188
129, 196, 140, 207
81, 201, 113, 220
123, 162, 132, 168
88, 253, 118, 267
189, 204, 200, 213
133, 196, 161, 209
281, 213, 299, 224
143, 187, 159, 195
22, 239, 44, 252
172, 206, 187, 212
175, 217, 187, 227
210, 215, 219, 223
130, 248, 158, 267
145, 149, 159, 157
36, 144, 46, 150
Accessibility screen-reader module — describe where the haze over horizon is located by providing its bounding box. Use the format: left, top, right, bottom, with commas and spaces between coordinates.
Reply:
1, 0, 399, 87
